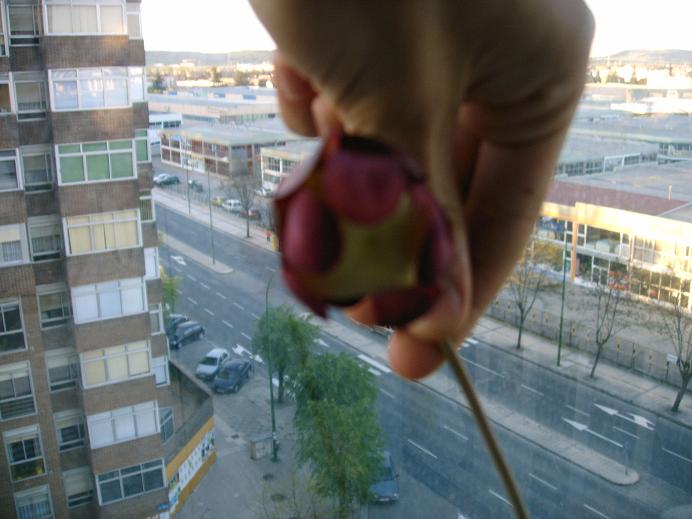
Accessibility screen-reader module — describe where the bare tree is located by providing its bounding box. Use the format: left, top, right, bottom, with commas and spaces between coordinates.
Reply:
657, 296, 692, 412
507, 239, 561, 349
222, 174, 259, 238
588, 274, 630, 378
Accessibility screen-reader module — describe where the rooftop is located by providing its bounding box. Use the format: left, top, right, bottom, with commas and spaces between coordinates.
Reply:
570, 112, 692, 142
558, 133, 658, 163
262, 139, 321, 157
149, 93, 278, 109
160, 120, 302, 146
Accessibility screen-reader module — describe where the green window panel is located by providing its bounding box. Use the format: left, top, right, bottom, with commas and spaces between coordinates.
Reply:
111, 153, 133, 178
60, 156, 84, 183
86, 154, 109, 181
136, 139, 148, 162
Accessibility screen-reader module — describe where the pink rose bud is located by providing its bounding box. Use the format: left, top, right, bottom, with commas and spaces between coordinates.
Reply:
274, 131, 454, 326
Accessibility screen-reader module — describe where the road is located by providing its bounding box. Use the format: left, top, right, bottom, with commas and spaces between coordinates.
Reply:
157, 201, 692, 518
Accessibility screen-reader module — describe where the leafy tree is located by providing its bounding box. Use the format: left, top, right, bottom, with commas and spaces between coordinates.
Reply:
252, 306, 318, 403
223, 174, 260, 238
291, 353, 383, 518
210, 66, 222, 86
151, 71, 165, 92
657, 297, 692, 412
160, 268, 181, 319
233, 69, 252, 86
507, 239, 561, 349
588, 275, 630, 378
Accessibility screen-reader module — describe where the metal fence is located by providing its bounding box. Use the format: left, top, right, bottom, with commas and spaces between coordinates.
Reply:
487, 297, 686, 387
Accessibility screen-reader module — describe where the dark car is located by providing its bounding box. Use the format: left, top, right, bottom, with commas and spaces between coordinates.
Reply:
164, 313, 189, 335
168, 321, 205, 349
188, 179, 204, 192
239, 208, 261, 220
370, 450, 399, 502
153, 173, 180, 186
212, 359, 252, 393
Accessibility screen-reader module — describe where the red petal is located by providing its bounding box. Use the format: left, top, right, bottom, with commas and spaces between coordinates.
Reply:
370, 285, 441, 327
282, 189, 341, 273
282, 269, 328, 318
411, 185, 455, 283
321, 150, 407, 224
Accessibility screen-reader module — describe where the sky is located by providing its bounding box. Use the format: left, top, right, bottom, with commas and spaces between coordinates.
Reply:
141, 0, 692, 57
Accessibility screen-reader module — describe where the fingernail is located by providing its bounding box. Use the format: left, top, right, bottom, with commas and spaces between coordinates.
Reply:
274, 65, 314, 101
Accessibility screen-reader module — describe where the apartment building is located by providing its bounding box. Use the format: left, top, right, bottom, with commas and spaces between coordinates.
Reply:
0, 2, 213, 518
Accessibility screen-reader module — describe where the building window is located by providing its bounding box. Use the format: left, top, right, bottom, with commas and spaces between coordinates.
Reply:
0, 361, 34, 421
64, 209, 140, 256
4, 425, 45, 481
46, 0, 126, 35
54, 410, 85, 451
14, 485, 53, 519
149, 303, 163, 335
96, 459, 164, 505
37, 284, 71, 328
159, 407, 173, 443
56, 139, 135, 184
71, 277, 146, 324
14, 73, 47, 120
126, 2, 141, 38
0, 223, 28, 266
49, 66, 143, 111
28, 217, 61, 261
0, 301, 26, 354
45, 348, 80, 392
87, 401, 158, 449
0, 9, 6, 56
22, 149, 53, 192
135, 129, 149, 162
144, 247, 159, 280
151, 356, 168, 386
8, 2, 41, 46
81, 340, 150, 388
0, 149, 21, 191
139, 190, 154, 222
63, 467, 94, 508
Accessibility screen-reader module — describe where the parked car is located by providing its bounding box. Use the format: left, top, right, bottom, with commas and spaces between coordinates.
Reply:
255, 187, 273, 198
370, 450, 399, 502
168, 321, 205, 349
239, 208, 261, 220
222, 199, 242, 213
153, 173, 180, 186
195, 348, 230, 380
210, 196, 226, 207
212, 359, 252, 393
188, 179, 204, 192
164, 313, 189, 335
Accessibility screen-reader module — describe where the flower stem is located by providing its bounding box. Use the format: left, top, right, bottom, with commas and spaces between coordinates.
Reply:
440, 340, 529, 519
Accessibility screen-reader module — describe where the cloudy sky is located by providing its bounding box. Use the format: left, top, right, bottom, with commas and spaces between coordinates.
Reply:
142, 0, 692, 57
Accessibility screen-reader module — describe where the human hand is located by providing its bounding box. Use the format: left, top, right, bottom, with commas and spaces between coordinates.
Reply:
250, 0, 594, 378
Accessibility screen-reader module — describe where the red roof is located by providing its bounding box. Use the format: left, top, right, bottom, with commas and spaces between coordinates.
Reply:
545, 181, 687, 216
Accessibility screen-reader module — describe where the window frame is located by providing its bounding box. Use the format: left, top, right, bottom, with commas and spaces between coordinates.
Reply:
148, 303, 163, 335
7, 2, 42, 46
14, 484, 53, 519
0, 222, 29, 266
0, 148, 22, 192
0, 299, 27, 355
36, 284, 72, 329
53, 409, 86, 452
144, 247, 159, 280
159, 406, 173, 443
125, 2, 141, 39
135, 128, 150, 162
80, 340, 151, 389
63, 467, 94, 508
71, 277, 147, 324
63, 209, 141, 256
151, 355, 168, 386
45, 347, 80, 392
13, 71, 47, 120
4, 424, 46, 482
95, 458, 165, 505
139, 190, 154, 223
55, 138, 137, 185
21, 146, 54, 192
48, 66, 143, 112
44, 0, 127, 36
87, 400, 159, 449
27, 216, 62, 262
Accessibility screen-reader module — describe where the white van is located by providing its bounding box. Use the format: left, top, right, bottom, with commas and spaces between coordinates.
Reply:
222, 199, 242, 213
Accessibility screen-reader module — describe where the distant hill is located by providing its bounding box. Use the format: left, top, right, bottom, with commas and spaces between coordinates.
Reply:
591, 49, 692, 64
146, 50, 273, 66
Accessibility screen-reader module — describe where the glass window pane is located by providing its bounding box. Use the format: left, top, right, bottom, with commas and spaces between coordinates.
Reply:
127, 13, 141, 38
60, 156, 84, 183
129, 76, 144, 103
114, 221, 137, 248
128, 351, 148, 375
110, 153, 133, 178
68, 226, 91, 254
104, 78, 127, 106
143, 467, 163, 491
92, 223, 116, 251
85, 154, 109, 181
136, 139, 149, 162
79, 79, 104, 108
100, 5, 124, 33
99, 479, 121, 503
48, 5, 72, 33
72, 5, 98, 33
113, 411, 135, 440
107, 355, 128, 380
109, 140, 132, 150
122, 472, 143, 497
73, 291, 98, 322
0, 158, 18, 190
82, 142, 107, 152
83, 360, 106, 386
135, 409, 156, 436
120, 284, 143, 315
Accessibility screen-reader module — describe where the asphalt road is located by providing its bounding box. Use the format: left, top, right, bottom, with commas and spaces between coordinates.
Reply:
157, 202, 692, 518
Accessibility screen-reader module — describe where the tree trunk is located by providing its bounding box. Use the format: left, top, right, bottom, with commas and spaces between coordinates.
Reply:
671, 373, 690, 412
277, 367, 284, 403
516, 316, 524, 349
246, 216, 250, 238
590, 344, 603, 378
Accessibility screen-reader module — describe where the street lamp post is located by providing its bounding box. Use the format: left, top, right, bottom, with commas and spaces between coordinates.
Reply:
206, 166, 216, 264
557, 237, 568, 367
185, 141, 191, 215
265, 275, 278, 462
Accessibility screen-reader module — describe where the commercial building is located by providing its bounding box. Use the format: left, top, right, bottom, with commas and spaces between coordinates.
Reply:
0, 2, 213, 518
259, 140, 320, 192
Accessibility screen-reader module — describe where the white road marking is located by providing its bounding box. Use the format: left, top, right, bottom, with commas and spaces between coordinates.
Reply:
565, 404, 590, 418
199, 282, 210, 290
215, 291, 227, 300
241, 332, 252, 341
460, 356, 505, 378
379, 388, 395, 399
357, 354, 392, 374
171, 255, 187, 266
187, 297, 198, 305
528, 472, 558, 491
175, 289, 183, 295
265, 266, 276, 272
442, 425, 469, 442
186, 274, 197, 282
367, 368, 381, 377
583, 504, 610, 518
222, 320, 234, 329
613, 426, 639, 440
233, 302, 245, 311
662, 447, 692, 464
233, 344, 250, 356
251, 313, 260, 320
314, 338, 329, 348
594, 404, 655, 431
462, 341, 473, 348
407, 439, 437, 459
466, 337, 479, 344
488, 489, 511, 507
520, 384, 545, 397
204, 308, 215, 316
562, 418, 623, 448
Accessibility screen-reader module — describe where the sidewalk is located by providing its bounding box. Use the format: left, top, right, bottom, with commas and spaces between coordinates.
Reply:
154, 188, 691, 488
